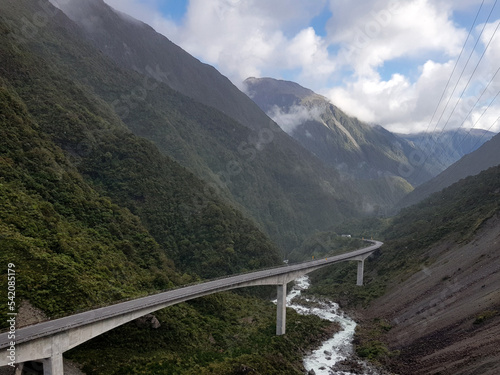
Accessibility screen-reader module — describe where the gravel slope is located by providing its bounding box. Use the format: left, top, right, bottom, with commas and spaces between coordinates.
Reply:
365, 214, 500, 374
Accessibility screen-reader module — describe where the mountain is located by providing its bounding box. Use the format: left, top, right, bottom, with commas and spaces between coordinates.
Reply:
37, 0, 366, 250
398, 128, 495, 172
51, 0, 272, 133
243, 77, 445, 209
0, 0, 282, 312
366, 165, 500, 374
0, 2, 333, 373
397, 131, 500, 209
307, 164, 500, 374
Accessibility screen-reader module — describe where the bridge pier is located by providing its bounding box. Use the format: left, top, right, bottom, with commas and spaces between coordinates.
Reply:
14, 363, 24, 375
356, 260, 365, 286
0, 242, 382, 367
355, 251, 374, 286
43, 354, 64, 375
276, 283, 287, 335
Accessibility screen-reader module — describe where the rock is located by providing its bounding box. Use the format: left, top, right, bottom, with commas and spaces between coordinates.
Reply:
323, 350, 332, 356
135, 314, 161, 329
17, 300, 48, 328
307, 370, 316, 375
331, 359, 365, 374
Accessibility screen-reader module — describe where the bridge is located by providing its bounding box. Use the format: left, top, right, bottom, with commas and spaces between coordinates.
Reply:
0, 240, 382, 375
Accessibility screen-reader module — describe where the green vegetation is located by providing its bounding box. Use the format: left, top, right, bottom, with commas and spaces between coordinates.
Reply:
0, 2, 335, 372
2, 0, 363, 252
308, 165, 500, 308
0, 82, 179, 319
67, 292, 334, 375
473, 310, 498, 325
288, 231, 365, 262
353, 319, 396, 364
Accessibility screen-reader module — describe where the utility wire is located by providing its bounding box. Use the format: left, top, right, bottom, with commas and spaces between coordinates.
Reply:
431, 0, 497, 135
423, 0, 485, 135
436, 65, 500, 162
437, 18, 500, 137
470, 113, 500, 150
412, 0, 486, 183
412, 0, 496, 183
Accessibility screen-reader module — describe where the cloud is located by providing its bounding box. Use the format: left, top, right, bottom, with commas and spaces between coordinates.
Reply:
323, 0, 500, 134
267, 105, 323, 135
327, 0, 466, 75
99, 0, 500, 134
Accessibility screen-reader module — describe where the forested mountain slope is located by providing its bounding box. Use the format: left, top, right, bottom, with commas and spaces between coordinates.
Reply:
307, 164, 500, 375
0, 3, 333, 373
53, 0, 274, 133
0, 0, 281, 314
8, 0, 366, 250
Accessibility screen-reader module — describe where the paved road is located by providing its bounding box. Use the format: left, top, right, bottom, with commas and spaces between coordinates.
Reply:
0, 240, 382, 349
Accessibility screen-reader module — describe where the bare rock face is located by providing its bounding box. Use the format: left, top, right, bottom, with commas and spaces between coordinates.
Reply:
17, 300, 48, 328
135, 314, 161, 329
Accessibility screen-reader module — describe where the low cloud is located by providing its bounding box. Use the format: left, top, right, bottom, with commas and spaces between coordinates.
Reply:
268, 105, 323, 135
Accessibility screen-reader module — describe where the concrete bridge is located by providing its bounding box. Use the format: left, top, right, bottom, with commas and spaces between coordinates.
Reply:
0, 240, 382, 374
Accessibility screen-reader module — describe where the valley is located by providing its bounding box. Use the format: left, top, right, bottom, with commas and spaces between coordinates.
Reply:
0, 0, 499, 374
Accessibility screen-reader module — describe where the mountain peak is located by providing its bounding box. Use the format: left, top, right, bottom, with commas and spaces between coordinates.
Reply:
244, 77, 319, 109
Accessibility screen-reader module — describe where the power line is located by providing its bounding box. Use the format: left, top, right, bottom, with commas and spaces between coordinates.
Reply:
423, 0, 485, 135
470, 113, 500, 150
437, 18, 500, 137
412, 0, 497, 183
431, 0, 497, 135
439, 65, 500, 162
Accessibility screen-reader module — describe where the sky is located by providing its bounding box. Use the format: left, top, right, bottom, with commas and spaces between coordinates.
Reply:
102, 0, 500, 134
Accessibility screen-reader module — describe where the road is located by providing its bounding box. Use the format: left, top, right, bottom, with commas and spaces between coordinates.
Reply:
0, 240, 382, 349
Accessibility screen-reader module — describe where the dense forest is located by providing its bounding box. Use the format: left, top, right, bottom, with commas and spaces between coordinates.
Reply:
0, 2, 341, 373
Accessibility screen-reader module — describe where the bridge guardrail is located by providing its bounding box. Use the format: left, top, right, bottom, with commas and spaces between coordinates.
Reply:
0, 239, 380, 333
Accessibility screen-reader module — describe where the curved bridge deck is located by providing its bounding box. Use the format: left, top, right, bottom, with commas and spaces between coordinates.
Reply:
0, 240, 382, 374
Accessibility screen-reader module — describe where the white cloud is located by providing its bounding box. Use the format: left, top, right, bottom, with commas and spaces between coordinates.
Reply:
322, 0, 500, 133
268, 105, 323, 135
103, 0, 163, 26
100, 0, 500, 134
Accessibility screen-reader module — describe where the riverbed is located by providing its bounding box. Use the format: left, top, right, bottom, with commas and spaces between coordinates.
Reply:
284, 276, 380, 375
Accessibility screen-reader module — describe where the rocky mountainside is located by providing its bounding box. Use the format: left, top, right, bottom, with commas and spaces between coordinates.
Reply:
366, 165, 500, 374
397, 132, 500, 209
244, 77, 441, 184
306, 164, 500, 374
244, 77, 449, 210
399, 128, 495, 170
369, 216, 500, 375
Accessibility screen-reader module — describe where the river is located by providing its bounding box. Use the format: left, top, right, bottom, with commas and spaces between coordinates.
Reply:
283, 276, 380, 375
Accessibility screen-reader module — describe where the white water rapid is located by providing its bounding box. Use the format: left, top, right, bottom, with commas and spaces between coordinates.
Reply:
282, 276, 380, 375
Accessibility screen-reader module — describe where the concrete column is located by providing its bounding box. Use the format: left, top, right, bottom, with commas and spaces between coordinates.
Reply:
276, 283, 287, 335
43, 353, 64, 375
14, 363, 24, 375
357, 259, 365, 286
